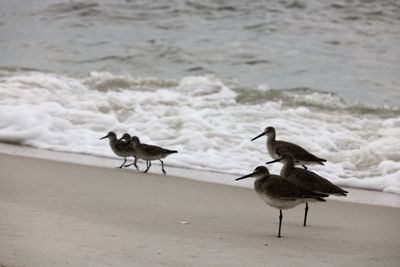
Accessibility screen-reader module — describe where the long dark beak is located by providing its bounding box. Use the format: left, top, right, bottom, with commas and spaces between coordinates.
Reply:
251, 131, 266, 141
266, 157, 283, 165
99, 134, 109, 140
235, 172, 255, 181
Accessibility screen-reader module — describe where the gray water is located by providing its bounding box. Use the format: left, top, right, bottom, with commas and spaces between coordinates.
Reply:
1, 0, 399, 107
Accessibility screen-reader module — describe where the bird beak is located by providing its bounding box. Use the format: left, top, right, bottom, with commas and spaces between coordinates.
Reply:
235, 172, 255, 181
99, 134, 108, 140
251, 131, 266, 141
265, 157, 283, 165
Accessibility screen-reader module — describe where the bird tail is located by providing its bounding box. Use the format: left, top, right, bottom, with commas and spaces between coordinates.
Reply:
166, 150, 178, 155
319, 182, 348, 196
329, 188, 348, 196
318, 158, 327, 165
305, 196, 326, 203
305, 191, 328, 202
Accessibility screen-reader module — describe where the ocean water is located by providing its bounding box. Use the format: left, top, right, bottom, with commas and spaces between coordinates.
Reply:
0, 1, 399, 193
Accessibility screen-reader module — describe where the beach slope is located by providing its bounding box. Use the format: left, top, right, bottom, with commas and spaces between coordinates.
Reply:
0, 153, 399, 267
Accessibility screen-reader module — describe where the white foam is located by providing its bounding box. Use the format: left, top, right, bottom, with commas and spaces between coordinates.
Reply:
0, 71, 399, 194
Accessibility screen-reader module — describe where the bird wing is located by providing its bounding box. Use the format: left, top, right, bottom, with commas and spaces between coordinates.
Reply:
286, 169, 347, 195
264, 175, 326, 200
275, 141, 324, 162
140, 143, 167, 156
115, 140, 131, 150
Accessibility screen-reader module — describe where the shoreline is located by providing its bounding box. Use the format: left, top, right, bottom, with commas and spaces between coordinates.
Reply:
0, 143, 399, 208
1, 150, 399, 266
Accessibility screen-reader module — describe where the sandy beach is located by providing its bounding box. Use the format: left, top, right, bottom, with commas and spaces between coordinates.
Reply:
1, 151, 399, 267
1, 1, 399, 266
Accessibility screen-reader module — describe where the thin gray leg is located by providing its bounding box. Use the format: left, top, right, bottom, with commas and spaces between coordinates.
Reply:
303, 203, 309, 227
123, 156, 139, 170
118, 157, 127, 168
144, 161, 151, 173
160, 160, 166, 175
278, 209, 283, 238
133, 156, 139, 170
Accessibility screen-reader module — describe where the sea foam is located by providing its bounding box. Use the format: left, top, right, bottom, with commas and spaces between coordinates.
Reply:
0, 70, 399, 194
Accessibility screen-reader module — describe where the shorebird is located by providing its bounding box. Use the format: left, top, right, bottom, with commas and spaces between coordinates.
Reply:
267, 153, 347, 227
119, 133, 139, 170
235, 166, 327, 238
251, 126, 326, 169
100, 131, 138, 169
126, 136, 177, 175
120, 133, 132, 143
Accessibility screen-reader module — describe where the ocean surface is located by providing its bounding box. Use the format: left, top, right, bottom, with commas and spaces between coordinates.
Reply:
0, 0, 399, 193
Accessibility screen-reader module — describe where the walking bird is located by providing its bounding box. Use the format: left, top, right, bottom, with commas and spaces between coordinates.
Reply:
126, 136, 177, 175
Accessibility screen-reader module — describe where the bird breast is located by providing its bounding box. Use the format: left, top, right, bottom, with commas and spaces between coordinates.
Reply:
256, 192, 303, 210
267, 144, 279, 159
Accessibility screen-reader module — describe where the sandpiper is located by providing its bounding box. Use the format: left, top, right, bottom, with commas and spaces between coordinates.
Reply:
119, 133, 139, 170
235, 166, 327, 238
126, 136, 177, 175
251, 126, 326, 169
100, 131, 138, 169
120, 133, 132, 142
267, 153, 347, 227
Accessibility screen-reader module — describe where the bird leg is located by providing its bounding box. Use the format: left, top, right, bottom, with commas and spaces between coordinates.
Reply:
133, 156, 139, 170
118, 157, 127, 168
143, 161, 151, 173
123, 156, 139, 170
303, 203, 309, 227
160, 160, 166, 175
278, 209, 283, 238
302, 164, 308, 170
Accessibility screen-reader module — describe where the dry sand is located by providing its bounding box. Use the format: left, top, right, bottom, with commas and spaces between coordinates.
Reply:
0, 152, 399, 267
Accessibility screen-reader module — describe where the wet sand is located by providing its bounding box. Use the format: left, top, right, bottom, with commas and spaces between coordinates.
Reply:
0, 152, 399, 267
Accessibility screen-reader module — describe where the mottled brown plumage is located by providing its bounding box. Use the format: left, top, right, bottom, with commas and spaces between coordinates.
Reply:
100, 131, 137, 169
236, 166, 327, 237
278, 153, 347, 226
119, 133, 139, 170
281, 153, 347, 196
252, 126, 326, 168
129, 136, 177, 175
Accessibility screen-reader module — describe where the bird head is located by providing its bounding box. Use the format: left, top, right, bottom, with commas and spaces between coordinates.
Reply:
100, 131, 117, 140
251, 126, 275, 141
235, 166, 270, 181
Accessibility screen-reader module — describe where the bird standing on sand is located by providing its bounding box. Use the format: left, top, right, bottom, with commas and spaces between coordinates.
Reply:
100, 131, 138, 169
235, 166, 327, 238
251, 126, 326, 169
126, 136, 177, 175
267, 153, 347, 227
